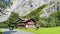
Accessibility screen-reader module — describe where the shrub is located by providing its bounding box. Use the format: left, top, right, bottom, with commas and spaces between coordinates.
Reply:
0, 23, 8, 28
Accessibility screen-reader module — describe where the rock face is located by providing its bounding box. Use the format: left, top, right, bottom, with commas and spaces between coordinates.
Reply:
40, 0, 60, 17
9, 0, 51, 16
0, 0, 60, 22
0, 0, 51, 22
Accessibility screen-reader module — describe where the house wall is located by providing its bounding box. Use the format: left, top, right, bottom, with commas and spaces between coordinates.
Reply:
26, 24, 35, 29
26, 21, 35, 29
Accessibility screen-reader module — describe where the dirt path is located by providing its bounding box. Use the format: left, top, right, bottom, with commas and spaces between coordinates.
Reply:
2, 28, 33, 34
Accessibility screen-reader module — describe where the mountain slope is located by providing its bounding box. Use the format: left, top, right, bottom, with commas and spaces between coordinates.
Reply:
0, 0, 60, 22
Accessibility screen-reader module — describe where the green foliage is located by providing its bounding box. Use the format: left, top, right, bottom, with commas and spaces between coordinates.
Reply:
50, 11, 60, 26
37, 1, 60, 27
0, 23, 8, 28
7, 12, 20, 24
3, 12, 20, 28
22, 4, 47, 22
0, 12, 20, 28
40, 11, 60, 27
22, 4, 46, 18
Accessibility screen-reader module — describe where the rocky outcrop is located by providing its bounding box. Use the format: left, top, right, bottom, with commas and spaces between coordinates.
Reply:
40, 0, 60, 17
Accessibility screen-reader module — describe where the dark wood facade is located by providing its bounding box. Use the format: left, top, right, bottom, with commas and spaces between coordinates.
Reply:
18, 18, 35, 29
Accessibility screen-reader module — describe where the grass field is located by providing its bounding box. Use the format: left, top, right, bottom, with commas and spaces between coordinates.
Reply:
0, 29, 2, 34
18, 27, 60, 34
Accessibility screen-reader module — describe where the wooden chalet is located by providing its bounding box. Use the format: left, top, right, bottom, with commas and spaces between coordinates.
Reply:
17, 18, 35, 29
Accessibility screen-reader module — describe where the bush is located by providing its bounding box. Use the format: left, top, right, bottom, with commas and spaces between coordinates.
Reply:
6, 12, 20, 28
0, 12, 20, 28
0, 23, 8, 28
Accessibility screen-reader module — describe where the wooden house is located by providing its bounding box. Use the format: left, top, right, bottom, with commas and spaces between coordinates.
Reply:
17, 18, 35, 29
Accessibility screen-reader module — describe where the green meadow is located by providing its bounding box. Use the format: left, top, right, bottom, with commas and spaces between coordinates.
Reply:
0, 29, 2, 34
18, 27, 60, 34
0, 27, 60, 34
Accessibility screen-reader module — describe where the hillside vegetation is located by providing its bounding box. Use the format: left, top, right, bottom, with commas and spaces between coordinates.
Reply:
21, 4, 47, 18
